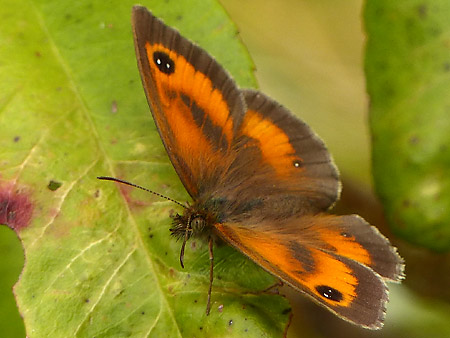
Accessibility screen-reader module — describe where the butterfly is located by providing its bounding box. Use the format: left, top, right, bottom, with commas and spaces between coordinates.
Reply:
100, 5, 404, 330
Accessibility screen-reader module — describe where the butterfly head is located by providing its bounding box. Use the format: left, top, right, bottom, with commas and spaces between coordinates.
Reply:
170, 203, 218, 240
170, 202, 220, 269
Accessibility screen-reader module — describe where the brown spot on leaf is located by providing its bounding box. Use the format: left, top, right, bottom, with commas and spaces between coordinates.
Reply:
0, 184, 34, 231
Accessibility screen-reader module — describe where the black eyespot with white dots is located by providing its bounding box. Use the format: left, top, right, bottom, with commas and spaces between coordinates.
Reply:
316, 285, 343, 302
293, 159, 303, 168
153, 51, 175, 74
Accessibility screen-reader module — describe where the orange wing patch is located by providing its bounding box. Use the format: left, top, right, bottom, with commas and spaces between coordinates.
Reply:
320, 227, 372, 266
145, 42, 234, 146
137, 40, 241, 196
214, 223, 357, 307
240, 109, 303, 178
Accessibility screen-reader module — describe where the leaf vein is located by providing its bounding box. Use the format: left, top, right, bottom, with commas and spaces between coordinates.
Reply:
73, 247, 137, 335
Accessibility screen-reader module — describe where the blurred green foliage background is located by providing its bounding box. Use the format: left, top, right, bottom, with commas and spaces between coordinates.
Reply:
220, 0, 450, 337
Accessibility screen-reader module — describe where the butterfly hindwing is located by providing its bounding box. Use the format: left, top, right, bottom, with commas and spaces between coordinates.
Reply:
214, 214, 403, 329
132, 7, 246, 197
308, 214, 404, 282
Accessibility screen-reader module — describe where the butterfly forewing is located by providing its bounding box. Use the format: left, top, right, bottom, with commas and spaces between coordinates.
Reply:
132, 6, 246, 197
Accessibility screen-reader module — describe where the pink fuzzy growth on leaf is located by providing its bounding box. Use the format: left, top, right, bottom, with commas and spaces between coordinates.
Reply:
0, 187, 34, 231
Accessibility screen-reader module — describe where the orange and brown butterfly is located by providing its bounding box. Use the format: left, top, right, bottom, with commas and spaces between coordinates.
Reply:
101, 5, 404, 330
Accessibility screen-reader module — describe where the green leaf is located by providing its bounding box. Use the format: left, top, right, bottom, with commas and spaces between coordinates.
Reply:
0, 227, 25, 337
0, 0, 290, 336
365, 1, 450, 251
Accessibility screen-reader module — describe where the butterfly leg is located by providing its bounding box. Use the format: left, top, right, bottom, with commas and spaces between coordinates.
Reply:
260, 280, 283, 294
206, 236, 214, 315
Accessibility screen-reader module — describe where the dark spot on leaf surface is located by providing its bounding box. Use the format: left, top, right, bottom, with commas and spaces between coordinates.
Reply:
409, 135, 420, 145
47, 180, 62, 191
0, 185, 33, 231
13, 136, 20, 142
417, 4, 427, 18
374, 7, 384, 17
282, 307, 291, 315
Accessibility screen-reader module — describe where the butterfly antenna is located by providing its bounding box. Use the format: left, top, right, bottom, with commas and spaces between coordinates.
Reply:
97, 176, 186, 208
